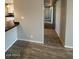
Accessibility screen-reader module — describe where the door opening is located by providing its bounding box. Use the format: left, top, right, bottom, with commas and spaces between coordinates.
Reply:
44, 0, 63, 47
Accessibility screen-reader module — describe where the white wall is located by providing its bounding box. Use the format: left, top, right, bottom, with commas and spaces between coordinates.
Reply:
65, 0, 73, 48
44, 7, 53, 24
14, 0, 44, 43
55, 0, 61, 36
50, 7, 53, 24
60, 0, 67, 45
44, 8, 50, 19
55, 0, 73, 48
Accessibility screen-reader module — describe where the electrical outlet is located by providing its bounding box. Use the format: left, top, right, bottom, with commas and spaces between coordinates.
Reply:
30, 35, 34, 39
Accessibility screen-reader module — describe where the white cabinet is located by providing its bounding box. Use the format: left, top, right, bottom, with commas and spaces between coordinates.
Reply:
5, 27, 17, 52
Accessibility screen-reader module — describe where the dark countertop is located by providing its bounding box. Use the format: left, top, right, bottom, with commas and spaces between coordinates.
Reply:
5, 22, 19, 32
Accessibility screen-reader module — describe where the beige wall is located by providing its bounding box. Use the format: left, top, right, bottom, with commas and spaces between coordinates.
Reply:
14, 0, 44, 43
55, 0, 67, 45
55, 0, 61, 37
60, 0, 67, 45
55, 0, 73, 48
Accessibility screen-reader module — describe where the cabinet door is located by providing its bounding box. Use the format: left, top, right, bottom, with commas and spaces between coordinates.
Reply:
5, 27, 17, 52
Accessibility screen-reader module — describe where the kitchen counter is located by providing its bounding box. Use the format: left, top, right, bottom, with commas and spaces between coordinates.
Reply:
5, 22, 19, 32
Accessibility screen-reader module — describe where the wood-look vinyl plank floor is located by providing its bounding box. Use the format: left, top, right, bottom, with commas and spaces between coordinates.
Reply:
5, 26, 73, 59
6, 40, 73, 59
44, 28, 63, 47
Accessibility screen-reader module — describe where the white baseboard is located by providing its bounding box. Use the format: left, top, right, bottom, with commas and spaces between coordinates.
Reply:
64, 45, 73, 49
19, 39, 44, 44
5, 39, 43, 52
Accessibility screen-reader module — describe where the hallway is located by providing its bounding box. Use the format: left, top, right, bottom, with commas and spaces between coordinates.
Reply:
44, 28, 63, 47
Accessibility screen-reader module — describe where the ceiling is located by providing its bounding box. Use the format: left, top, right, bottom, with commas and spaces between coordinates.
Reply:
44, 0, 56, 7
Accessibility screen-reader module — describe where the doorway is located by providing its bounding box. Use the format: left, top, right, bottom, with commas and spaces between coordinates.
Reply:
44, 0, 62, 47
